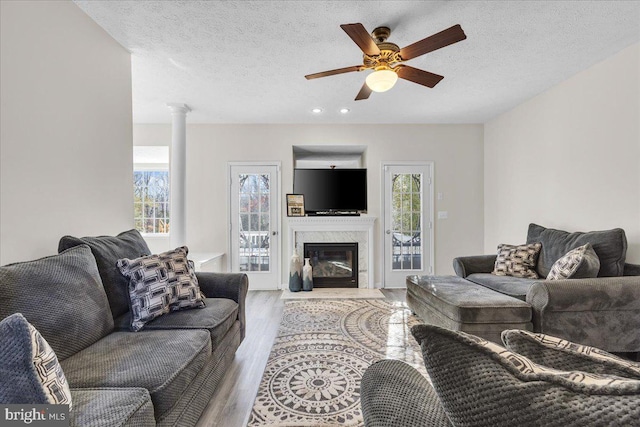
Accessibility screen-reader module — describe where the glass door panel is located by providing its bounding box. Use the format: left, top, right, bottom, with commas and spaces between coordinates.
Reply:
230, 164, 280, 289
384, 164, 432, 287
391, 173, 422, 271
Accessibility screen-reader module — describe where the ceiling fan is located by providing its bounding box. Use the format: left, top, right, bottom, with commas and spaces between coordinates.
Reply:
305, 23, 466, 100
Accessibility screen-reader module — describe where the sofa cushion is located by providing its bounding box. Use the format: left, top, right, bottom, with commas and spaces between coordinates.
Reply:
527, 223, 626, 278
0, 313, 72, 407
113, 298, 238, 348
547, 243, 600, 280
0, 245, 114, 360
502, 330, 640, 379
492, 243, 541, 279
70, 388, 155, 427
466, 273, 535, 301
58, 229, 152, 319
116, 246, 206, 331
60, 329, 211, 421
412, 324, 640, 427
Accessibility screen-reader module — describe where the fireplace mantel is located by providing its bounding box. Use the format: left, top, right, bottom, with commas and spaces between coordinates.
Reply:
287, 216, 376, 288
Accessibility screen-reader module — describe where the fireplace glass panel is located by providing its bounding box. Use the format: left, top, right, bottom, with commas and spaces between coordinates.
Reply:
304, 243, 358, 288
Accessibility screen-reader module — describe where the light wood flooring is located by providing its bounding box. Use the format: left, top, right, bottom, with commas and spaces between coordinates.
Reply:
195, 289, 406, 427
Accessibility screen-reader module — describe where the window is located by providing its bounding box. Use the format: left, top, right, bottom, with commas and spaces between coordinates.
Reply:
238, 173, 271, 271
133, 146, 169, 234
391, 173, 422, 270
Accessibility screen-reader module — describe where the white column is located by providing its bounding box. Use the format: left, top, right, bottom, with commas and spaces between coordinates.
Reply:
167, 103, 191, 248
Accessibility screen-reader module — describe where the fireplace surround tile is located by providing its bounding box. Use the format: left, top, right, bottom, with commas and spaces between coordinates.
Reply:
287, 217, 376, 288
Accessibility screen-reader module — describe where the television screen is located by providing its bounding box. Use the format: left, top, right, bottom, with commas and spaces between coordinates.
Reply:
293, 168, 367, 213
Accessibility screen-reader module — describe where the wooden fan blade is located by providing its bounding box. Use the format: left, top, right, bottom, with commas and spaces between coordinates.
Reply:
340, 23, 381, 56
396, 65, 444, 88
305, 66, 364, 80
399, 24, 466, 60
355, 83, 372, 101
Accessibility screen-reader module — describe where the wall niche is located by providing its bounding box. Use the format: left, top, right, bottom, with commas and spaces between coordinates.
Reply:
292, 145, 367, 169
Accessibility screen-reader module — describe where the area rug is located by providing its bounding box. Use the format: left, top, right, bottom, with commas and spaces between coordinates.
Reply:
247, 299, 427, 426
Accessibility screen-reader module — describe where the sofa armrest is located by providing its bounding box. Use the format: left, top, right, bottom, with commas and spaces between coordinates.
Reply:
624, 263, 640, 276
526, 276, 640, 352
361, 360, 451, 427
196, 272, 248, 341
452, 255, 496, 278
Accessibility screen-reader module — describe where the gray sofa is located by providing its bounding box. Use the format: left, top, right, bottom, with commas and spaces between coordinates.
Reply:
452, 223, 640, 352
0, 230, 248, 427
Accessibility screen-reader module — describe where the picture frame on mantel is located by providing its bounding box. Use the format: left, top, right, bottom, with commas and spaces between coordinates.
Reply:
286, 194, 305, 217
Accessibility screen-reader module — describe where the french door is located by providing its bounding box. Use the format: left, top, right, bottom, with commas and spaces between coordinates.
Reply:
229, 163, 280, 290
383, 163, 434, 288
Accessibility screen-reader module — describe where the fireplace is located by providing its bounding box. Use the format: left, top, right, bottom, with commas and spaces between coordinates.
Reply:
289, 216, 375, 288
304, 243, 358, 288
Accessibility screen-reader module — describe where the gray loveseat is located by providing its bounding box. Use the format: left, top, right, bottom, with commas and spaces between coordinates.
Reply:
0, 230, 247, 426
453, 223, 640, 353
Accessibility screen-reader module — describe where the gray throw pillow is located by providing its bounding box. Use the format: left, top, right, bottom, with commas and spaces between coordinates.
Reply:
0, 313, 72, 407
501, 329, 640, 379
546, 243, 600, 280
0, 245, 114, 360
526, 223, 627, 278
117, 246, 205, 331
58, 229, 152, 318
412, 324, 640, 426
492, 242, 541, 278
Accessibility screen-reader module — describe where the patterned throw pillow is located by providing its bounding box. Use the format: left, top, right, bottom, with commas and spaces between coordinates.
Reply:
0, 313, 72, 408
502, 329, 640, 378
117, 246, 205, 331
492, 243, 541, 278
412, 324, 640, 427
546, 243, 600, 280
28, 322, 73, 407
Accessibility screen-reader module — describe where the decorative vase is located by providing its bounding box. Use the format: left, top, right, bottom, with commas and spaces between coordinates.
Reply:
302, 258, 313, 291
288, 251, 302, 292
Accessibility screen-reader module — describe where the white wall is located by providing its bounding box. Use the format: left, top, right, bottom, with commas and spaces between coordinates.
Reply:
134, 124, 485, 285
0, 1, 133, 264
484, 43, 640, 263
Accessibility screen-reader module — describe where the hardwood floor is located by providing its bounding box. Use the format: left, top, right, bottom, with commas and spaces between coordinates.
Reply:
195, 288, 407, 427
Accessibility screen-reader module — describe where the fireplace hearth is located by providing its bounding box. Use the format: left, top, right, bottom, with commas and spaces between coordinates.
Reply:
304, 243, 358, 288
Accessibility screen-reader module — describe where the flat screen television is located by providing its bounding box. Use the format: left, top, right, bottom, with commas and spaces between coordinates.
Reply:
293, 168, 367, 214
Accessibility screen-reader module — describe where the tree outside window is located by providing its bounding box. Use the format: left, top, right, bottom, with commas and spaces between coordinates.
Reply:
134, 171, 170, 233
391, 173, 422, 270
133, 146, 170, 235
238, 174, 270, 271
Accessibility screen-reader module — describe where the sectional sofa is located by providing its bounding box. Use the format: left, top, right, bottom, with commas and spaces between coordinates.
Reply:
407, 224, 640, 352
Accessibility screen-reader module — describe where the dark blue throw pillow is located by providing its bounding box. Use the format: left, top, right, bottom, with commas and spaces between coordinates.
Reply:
0, 313, 72, 407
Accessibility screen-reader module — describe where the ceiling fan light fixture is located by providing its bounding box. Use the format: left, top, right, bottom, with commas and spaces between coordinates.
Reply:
365, 68, 398, 93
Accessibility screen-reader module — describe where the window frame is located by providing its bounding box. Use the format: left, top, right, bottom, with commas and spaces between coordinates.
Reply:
133, 161, 170, 237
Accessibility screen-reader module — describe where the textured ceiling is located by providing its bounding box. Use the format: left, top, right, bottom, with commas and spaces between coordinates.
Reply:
73, 1, 640, 124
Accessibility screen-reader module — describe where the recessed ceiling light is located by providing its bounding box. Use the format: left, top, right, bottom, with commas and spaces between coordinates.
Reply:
339, 108, 350, 114
311, 108, 323, 114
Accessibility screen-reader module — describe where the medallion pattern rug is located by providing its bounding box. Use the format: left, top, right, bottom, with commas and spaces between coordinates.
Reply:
247, 299, 427, 426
